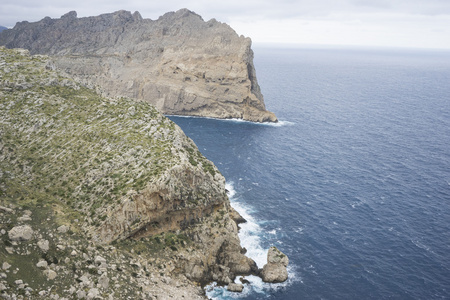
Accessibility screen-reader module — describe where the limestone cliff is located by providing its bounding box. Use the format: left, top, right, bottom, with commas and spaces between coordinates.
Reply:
0, 47, 256, 299
0, 9, 277, 122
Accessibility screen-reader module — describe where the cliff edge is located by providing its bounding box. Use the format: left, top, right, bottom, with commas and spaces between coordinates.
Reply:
0, 9, 277, 122
0, 47, 257, 299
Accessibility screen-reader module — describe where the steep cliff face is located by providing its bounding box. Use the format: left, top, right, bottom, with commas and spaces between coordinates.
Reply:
0, 47, 257, 298
0, 9, 277, 122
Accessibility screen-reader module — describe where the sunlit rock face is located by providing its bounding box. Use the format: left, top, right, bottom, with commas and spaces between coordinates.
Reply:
0, 9, 277, 122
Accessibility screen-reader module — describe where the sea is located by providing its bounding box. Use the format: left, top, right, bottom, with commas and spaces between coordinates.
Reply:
168, 46, 450, 300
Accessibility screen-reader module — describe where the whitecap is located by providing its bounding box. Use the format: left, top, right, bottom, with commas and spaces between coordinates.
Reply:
225, 182, 236, 199
167, 114, 294, 126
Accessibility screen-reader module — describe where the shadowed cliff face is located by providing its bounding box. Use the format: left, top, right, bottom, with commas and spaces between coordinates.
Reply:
0, 9, 278, 122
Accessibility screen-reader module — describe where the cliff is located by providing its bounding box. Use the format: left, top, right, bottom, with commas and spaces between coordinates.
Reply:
0, 9, 277, 123
0, 47, 257, 299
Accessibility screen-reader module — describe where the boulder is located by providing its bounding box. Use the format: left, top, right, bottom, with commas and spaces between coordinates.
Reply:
260, 246, 289, 283
37, 239, 50, 252
44, 269, 57, 280
8, 225, 34, 241
227, 283, 244, 292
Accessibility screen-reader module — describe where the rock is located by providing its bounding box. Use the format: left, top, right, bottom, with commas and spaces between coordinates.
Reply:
44, 269, 57, 280
71, 250, 78, 256
260, 246, 289, 283
229, 207, 246, 225
0, 9, 277, 123
87, 287, 99, 299
18, 212, 32, 222
8, 225, 34, 241
37, 239, 50, 252
227, 283, 244, 292
77, 290, 86, 299
0, 206, 13, 213
98, 273, 109, 289
2, 262, 11, 270
14, 279, 23, 285
36, 260, 48, 268
94, 256, 106, 265
57, 225, 69, 233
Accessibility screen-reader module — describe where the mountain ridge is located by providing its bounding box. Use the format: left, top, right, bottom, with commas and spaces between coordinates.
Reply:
0, 9, 277, 122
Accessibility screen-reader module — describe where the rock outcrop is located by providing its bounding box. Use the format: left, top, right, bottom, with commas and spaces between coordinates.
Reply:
0, 9, 277, 122
0, 47, 258, 299
261, 246, 289, 283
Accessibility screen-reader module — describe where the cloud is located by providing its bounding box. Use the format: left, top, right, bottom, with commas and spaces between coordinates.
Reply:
1, 0, 450, 49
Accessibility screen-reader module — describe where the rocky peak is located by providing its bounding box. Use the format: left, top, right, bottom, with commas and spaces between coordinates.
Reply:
0, 9, 277, 122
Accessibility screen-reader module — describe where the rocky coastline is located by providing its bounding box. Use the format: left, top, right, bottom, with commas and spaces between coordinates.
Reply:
0, 9, 277, 123
0, 47, 287, 299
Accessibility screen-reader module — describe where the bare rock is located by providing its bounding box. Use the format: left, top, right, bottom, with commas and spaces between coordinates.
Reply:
98, 273, 109, 289
229, 207, 246, 225
77, 290, 86, 299
260, 246, 289, 283
0, 9, 277, 123
44, 269, 57, 280
57, 225, 69, 233
36, 260, 48, 268
8, 225, 33, 241
2, 261, 11, 271
227, 283, 244, 292
87, 287, 99, 299
37, 239, 50, 252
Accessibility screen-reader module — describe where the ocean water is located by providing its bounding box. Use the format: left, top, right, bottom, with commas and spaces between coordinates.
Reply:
168, 46, 450, 299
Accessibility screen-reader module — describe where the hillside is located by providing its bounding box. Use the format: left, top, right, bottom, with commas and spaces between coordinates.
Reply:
0, 47, 257, 299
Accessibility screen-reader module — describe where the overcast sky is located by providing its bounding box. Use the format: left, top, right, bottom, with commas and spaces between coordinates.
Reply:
1, 0, 450, 49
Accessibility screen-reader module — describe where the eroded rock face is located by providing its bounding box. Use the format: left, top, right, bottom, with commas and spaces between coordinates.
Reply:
0, 47, 258, 295
8, 225, 34, 241
261, 246, 289, 283
0, 9, 277, 122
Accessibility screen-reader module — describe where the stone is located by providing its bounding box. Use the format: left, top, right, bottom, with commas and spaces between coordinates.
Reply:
94, 256, 106, 265
2, 262, 11, 270
260, 247, 289, 283
0, 206, 13, 213
76, 290, 86, 299
87, 287, 99, 299
36, 260, 48, 268
57, 225, 69, 233
44, 269, 57, 280
227, 283, 244, 292
8, 225, 34, 241
37, 239, 50, 252
98, 273, 109, 289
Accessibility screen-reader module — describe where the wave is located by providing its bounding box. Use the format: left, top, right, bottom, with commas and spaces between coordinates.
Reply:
167, 114, 294, 127
206, 181, 299, 299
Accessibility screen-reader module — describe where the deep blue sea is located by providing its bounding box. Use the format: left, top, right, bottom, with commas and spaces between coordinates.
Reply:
168, 46, 450, 300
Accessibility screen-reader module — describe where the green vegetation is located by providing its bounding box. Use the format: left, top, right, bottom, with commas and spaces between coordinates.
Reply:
0, 47, 187, 229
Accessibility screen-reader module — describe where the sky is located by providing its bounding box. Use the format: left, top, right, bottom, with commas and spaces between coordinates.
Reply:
1, 0, 450, 50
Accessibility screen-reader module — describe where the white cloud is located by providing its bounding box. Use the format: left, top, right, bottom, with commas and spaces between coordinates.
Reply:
1, 0, 450, 49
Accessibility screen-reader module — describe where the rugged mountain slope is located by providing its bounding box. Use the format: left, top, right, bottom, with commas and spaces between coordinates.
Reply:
0, 47, 257, 299
0, 9, 277, 123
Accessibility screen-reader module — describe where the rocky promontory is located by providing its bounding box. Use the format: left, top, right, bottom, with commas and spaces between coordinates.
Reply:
0, 47, 262, 299
0, 9, 277, 122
